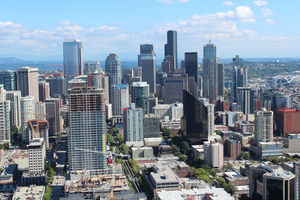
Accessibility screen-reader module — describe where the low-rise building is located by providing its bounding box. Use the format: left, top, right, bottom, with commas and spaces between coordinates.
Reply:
132, 146, 154, 160
250, 142, 282, 158
12, 185, 45, 200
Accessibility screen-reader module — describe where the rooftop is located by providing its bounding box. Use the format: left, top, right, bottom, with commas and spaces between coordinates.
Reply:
13, 185, 45, 200
132, 81, 149, 87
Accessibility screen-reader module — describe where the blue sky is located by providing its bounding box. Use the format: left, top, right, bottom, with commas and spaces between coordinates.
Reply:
0, 0, 299, 60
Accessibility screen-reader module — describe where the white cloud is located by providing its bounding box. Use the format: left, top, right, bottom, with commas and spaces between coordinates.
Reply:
236, 6, 255, 22
156, 0, 173, 4
253, 0, 268, 6
223, 1, 235, 6
178, 0, 190, 2
261, 8, 273, 17
265, 18, 275, 24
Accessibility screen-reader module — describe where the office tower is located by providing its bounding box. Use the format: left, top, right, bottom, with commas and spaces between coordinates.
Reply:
105, 104, 112, 120
164, 30, 177, 72
35, 102, 47, 121
162, 74, 188, 104
68, 78, 87, 89
143, 115, 160, 138
131, 82, 150, 114
111, 84, 129, 116
188, 76, 197, 98
203, 41, 218, 101
255, 108, 273, 145
68, 87, 107, 173
16, 66, 39, 102
84, 61, 102, 74
63, 40, 83, 90
204, 141, 224, 169
182, 90, 215, 144
122, 68, 133, 85
45, 98, 61, 136
161, 55, 173, 74
6, 90, 21, 128
237, 87, 254, 115
38, 81, 50, 102
105, 53, 121, 103
46, 75, 66, 99
28, 138, 46, 173
20, 96, 35, 141
184, 52, 198, 82
232, 66, 248, 102
139, 44, 156, 94
124, 103, 143, 142
0, 70, 16, 91
232, 55, 242, 67
133, 67, 142, 78
197, 75, 203, 98
276, 108, 300, 136
0, 86, 10, 145
217, 63, 224, 97
224, 138, 241, 160
27, 120, 49, 148
89, 73, 109, 105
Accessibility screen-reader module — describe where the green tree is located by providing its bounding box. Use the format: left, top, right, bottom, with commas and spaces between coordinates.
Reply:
116, 133, 124, 143
44, 186, 52, 200
240, 152, 250, 160
181, 141, 191, 154
0, 168, 3, 173
107, 134, 114, 144
121, 144, 130, 154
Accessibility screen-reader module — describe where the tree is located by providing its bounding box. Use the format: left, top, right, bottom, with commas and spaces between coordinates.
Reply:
0, 168, 3, 173
181, 141, 191, 154
107, 134, 114, 144
44, 186, 52, 200
240, 152, 250, 160
116, 133, 124, 143
121, 144, 130, 155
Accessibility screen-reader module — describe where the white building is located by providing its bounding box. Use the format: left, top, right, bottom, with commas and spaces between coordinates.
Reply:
6, 90, 21, 128
28, 138, 46, 173
153, 103, 183, 120
111, 84, 129, 116
0, 85, 10, 144
255, 108, 273, 145
13, 185, 45, 200
16, 66, 39, 102
124, 103, 144, 142
204, 141, 224, 169
20, 96, 35, 141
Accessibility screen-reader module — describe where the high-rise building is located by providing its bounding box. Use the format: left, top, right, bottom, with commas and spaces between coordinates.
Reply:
111, 84, 129, 116
131, 82, 150, 114
26, 120, 49, 148
45, 98, 61, 136
0, 85, 10, 145
35, 102, 47, 121
63, 40, 83, 90
184, 52, 198, 82
182, 90, 215, 144
237, 87, 254, 115
162, 74, 188, 104
6, 90, 21, 128
255, 108, 273, 145
38, 81, 50, 102
232, 66, 248, 102
46, 75, 66, 99
161, 55, 173, 74
139, 44, 156, 94
217, 63, 224, 97
276, 108, 300, 136
143, 115, 160, 138
84, 61, 102, 74
16, 66, 39, 102
89, 72, 109, 105
203, 41, 218, 101
124, 103, 144, 142
164, 30, 177, 72
0, 70, 16, 91
204, 141, 224, 169
28, 138, 46, 173
68, 87, 107, 173
224, 138, 241, 160
20, 96, 35, 141
105, 53, 121, 103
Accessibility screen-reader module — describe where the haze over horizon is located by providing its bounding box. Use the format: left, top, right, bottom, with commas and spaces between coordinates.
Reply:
0, 0, 299, 60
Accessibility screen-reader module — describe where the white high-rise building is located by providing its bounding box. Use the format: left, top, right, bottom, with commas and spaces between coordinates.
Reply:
16, 66, 39, 102
204, 141, 224, 169
20, 96, 35, 141
63, 40, 83, 91
6, 90, 21, 128
28, 138, 46, 173
0, 85, 10, 144
111, 84, 129, 116
105, 53, 121, 103
124, 103, 144, 142
255, 108, 273, 145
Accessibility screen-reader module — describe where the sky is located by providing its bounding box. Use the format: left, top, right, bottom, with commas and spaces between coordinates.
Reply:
0, 0, 299, 60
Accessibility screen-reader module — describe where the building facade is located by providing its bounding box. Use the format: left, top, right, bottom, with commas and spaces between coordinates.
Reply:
131, 82, 150, 115
16, 66, 39, 102
111, 84, 129, 116
124, 103, 144, 142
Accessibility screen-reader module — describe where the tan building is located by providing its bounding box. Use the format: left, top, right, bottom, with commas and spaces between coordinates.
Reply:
204, 141, 224, 169
28, 138, 46, 173
16, 66, 39, 102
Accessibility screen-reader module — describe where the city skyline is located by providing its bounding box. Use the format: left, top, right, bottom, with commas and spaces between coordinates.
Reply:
0, 0, 299, 60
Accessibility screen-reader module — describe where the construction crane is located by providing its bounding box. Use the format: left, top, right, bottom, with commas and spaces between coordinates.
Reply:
23, 111, 47, 139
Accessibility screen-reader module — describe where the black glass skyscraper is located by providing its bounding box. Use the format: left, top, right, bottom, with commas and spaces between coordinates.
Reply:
164, 30, 177, 72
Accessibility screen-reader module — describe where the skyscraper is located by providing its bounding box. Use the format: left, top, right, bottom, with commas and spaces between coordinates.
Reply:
162, 74, 188, 104
89, 72, 109, 105
45, 98, 61, 136
237, 87, 254, 115
0, 70, 16, 91
28, 138, 46, 173
131, 82, 150, 114
46, 75, 66, 99
0, 85, 10, 145
84, 61, 102, 74
111, 84, 129, 116
6, 90, 21, 128
255, 108, 273, 145
16, 66, 39, 102
105, 53, 121, 103
184, 52, 198, 82
217, 63, 224, 97
164, 30, 177, 72
20, 96, 35, 141
203, 41, 218, 101
124, 103, 144, 142
38, 81, 50, 102
232, 66, 248, 102
139, 44, 156, 94
63, 40, 83, 90
68, 87, 107, 174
